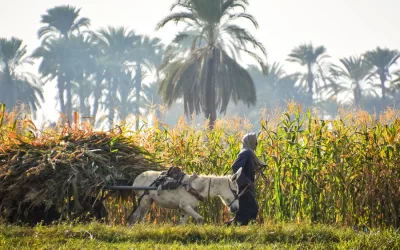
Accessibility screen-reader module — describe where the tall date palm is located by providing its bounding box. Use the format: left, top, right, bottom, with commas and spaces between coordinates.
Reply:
35, 5, 90, 120
337, 56, 372, 107
287, 43, 329, 105
157, 0, 267, 128
0, 37, 43, 117
364, 47, 399, 103
38, 5, 90, 41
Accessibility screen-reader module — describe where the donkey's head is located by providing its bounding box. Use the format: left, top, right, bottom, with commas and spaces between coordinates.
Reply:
217, 167, 242, 213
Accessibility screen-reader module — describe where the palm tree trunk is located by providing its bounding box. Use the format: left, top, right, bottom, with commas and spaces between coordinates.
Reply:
354, 81, 361, 107
379, 74, 387, 114
13, 84, 18, 111
66, 79, 72, 121
108, 80, 116, 128
92, 78, 102, 123
3, 63, 13, 108
2, 81, 15, 110
380, 74, 386, 102
57, 74, 66, 115
0, 83, 8, 108
205, 48, 217, 129
307, 64, 314, 105
3, 64, 16, 109
78, 85, 86, 117
135, 65, 142, 131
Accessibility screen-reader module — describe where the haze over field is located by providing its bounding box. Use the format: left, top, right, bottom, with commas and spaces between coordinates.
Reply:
1, 0, 400, 127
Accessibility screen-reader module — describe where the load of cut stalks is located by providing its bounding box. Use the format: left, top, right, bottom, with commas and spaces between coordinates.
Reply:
0, 107, 164, 223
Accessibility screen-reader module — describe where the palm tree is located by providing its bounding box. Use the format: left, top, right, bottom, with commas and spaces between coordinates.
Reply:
73, 77, 94, 118
287, 43, 329, 105
254, 63, 306, 112
318, 64, 345, 100
157, 0, 267, 128
335, 56, 372, 107
32, 35, 94, 120
225, 63, 300, 122
68, 35, 97, 117
364, 47, 400, 104
315, 65, 347, 117
0, 37, 43, 117
91, 27, 136, 126
36, 5, 90, 120
260, 63, 288, 102
33, 38, 67, 115
128, 36, 163, 130
224, 62, 307, 124
254, 63, 296, 106
38, 5, 90, 41
117, 70, 136, 122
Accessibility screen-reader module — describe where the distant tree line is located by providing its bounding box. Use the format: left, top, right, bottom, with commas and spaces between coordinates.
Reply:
0, 1, 399, 128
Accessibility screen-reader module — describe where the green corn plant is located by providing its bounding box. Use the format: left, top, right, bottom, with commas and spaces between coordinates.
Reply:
3, 103, 400, 227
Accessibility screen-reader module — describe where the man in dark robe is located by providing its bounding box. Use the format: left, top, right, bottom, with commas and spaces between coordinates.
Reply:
228, 132, 266, 226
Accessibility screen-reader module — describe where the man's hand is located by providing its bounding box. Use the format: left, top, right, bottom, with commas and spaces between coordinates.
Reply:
255, 164, 267, 173
247, 181, 255, 188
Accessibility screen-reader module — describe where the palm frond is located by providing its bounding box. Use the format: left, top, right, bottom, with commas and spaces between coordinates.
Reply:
228, 13, 258, 28
156, 12, 198, 30
364, 47, 400, 75
221, 0, 248, 15
39, 5, 90, 39
0, 37, 43, 113
239, 48, 268, 74
71, 17, 91, 32
157, 0, 264, 123
223, 25, 266, 56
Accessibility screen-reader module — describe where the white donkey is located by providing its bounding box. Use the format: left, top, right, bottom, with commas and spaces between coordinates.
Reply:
128, 168, 242, 225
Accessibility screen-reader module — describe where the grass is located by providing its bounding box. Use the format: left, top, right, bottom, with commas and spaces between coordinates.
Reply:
1, 222, 400, 249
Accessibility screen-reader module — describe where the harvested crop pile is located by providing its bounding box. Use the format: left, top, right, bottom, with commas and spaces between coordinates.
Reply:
0, 111, 164, 224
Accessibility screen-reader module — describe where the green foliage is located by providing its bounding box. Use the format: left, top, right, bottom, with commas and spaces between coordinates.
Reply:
157, 0, 267, 128
89, 27, 164, 127
3, 103, 400, 228
0, 38, 43, 117
364, 47, 400, 105
287, 43, 330, 105
335, 56, 374, 106
134, 103, 400, 228
34, 5, 91, 121
38, 5, 90, 41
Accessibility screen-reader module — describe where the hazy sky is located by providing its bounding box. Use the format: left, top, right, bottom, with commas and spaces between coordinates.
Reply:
1, 0, 400, 122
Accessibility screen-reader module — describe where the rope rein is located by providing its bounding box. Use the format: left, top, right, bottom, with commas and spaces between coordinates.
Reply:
227, 178, 251, 208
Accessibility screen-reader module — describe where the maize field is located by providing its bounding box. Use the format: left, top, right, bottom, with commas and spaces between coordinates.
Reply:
1, 102, 400, 228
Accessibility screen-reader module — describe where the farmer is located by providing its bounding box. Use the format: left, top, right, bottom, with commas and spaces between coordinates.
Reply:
227, 132, 266, 226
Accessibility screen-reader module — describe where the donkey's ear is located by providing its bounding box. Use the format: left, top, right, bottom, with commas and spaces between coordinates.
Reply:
231, 167, 243, 181
236, 167, 243, 177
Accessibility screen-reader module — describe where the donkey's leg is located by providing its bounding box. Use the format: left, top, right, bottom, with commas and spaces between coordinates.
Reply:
128, 195, 152, 226
179, 205, 204, 223
179, 212, 190, 225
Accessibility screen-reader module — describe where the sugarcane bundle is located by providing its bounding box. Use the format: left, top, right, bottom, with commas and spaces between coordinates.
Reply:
0, 108, 164, 223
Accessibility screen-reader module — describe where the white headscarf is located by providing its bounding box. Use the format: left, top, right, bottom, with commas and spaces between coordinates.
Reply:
241, 132, 266, 169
